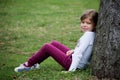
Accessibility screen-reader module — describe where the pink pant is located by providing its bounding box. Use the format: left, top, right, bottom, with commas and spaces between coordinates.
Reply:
27, 40, 72, 70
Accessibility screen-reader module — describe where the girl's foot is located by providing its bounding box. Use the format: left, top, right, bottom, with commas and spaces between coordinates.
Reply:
14, 62, 39, 72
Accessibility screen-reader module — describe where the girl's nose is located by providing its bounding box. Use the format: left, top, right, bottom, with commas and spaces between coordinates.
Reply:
83, 23, 87, 27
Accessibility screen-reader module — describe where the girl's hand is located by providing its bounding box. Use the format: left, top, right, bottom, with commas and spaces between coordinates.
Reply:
66, 50, 74, 56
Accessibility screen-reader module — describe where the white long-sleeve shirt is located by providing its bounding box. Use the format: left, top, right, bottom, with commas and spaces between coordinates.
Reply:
68, 31, 95, 71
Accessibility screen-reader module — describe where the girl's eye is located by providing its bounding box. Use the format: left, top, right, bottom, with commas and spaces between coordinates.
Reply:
87, 22, 91, 24
86, 21, 92, 24
81, 21, 85, 24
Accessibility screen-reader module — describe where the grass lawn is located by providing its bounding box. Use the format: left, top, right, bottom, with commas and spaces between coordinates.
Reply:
0, 0, 99, 80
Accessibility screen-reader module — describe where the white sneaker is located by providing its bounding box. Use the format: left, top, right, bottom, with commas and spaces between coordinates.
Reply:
14, 63, 39, 72
31, 64, 39, 69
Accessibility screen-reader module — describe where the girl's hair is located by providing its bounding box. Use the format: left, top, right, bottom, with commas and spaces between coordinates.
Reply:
80, 9, 98, 31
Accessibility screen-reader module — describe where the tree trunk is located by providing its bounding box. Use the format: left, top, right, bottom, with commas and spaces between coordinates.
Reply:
91, 0, 120, 80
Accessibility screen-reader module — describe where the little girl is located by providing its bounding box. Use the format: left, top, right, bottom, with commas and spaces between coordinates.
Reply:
14, 9, 98, 72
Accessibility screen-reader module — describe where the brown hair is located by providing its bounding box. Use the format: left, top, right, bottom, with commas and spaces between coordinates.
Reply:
80, 9, 98, 31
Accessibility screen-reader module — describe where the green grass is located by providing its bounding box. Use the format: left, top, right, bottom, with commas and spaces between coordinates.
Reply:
0, 0, 99, 80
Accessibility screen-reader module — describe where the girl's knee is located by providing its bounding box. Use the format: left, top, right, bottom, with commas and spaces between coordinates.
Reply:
50, 40, 58, 44
43, 43, 50, 46
42, 43, 54, 51
43, 43, 54, 49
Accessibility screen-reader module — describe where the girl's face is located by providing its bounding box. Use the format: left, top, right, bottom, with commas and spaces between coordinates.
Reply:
80, 18, 95, 32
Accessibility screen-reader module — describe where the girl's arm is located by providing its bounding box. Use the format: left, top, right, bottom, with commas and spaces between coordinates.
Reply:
68, 32, 94, 71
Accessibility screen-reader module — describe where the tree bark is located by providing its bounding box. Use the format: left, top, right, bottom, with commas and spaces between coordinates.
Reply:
91, 0, 120, 79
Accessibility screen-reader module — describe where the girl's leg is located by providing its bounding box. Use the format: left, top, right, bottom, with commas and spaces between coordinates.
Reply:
27, 43, 72, 70
50, 40, 70, 53
28, 40, 69, 66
